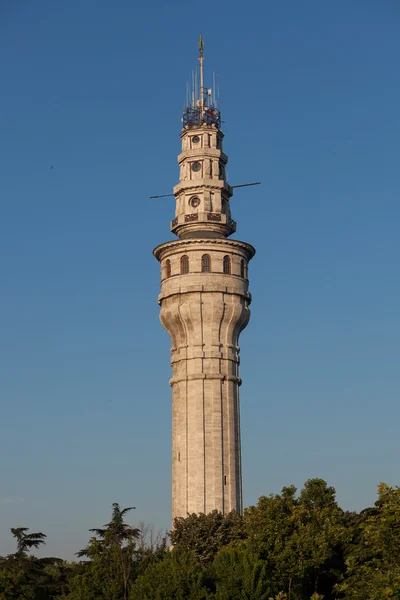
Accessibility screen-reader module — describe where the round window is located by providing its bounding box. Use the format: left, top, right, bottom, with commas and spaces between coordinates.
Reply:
192, 136, 200, 144
192, 162, 201, 172
189, 197, 200, 208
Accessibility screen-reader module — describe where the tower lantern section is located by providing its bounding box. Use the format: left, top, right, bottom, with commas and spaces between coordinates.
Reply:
171, 33, 235, 240
171, 121, 236, 239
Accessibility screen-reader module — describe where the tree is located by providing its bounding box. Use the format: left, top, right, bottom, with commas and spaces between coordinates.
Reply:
293, 479, 349, 597
0, 528, 53, 600
10, 528, 46, 559
74, 503, 140, 600
335, 483, 400, 599
170, 510, 246, 563
244, 479, 348, 599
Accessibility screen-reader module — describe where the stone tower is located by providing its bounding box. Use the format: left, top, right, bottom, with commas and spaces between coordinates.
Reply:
153, 36, 255, 522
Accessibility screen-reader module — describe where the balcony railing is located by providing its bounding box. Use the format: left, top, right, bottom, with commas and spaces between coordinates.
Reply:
182, 107, 221, 129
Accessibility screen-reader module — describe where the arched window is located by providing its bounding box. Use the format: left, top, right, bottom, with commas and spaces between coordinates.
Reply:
240, 259, 246, 278
223, 255, 231, 274
180, 255, 189, 274
165, 259, 171, 279
201, 254, 211, 273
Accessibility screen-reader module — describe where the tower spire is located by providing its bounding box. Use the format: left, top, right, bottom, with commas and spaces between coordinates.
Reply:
198, 33, 204, 112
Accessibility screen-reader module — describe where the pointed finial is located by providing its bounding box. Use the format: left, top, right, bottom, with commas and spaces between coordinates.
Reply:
198, 33, 204, 57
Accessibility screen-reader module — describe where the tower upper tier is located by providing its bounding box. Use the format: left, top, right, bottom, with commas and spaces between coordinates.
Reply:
171, 36, 236, 240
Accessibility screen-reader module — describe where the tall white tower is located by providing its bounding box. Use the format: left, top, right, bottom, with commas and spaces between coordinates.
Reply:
154, 36, 255, 522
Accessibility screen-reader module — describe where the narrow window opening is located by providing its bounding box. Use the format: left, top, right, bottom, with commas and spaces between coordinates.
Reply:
224, 475, 227, 485
240, 259, 246, 278
181, 255, 189, 274
178, 452, 180, 462
201, 254, 211, 273
223, 255, 231, 274
165, 259, 171, 278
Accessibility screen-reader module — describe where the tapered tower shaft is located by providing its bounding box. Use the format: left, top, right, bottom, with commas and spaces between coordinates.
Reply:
154, 37, 255, 522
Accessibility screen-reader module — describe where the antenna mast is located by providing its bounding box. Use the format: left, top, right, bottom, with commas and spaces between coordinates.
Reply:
198, 33, 204, 112
182, 35, 221, 130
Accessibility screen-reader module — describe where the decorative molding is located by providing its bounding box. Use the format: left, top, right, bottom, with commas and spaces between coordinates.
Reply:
184, 213, 199, 222
154, 238, 256, 261
207, 212, 221, 221
169, 373, 242, 386
158, 287, 251, 304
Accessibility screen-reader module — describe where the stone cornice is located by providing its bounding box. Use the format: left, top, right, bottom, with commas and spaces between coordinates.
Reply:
173, 179, 233, 195
153, 238, 256, 261
169, 373, 242, 387
178, 148, 227, 163
158, 285, 252, 305
180, 125, 225, 139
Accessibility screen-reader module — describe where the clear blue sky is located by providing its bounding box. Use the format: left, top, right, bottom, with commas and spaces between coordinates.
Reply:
1, 0, 399, 559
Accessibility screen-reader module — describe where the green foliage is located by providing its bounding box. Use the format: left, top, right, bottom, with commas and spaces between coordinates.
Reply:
129, 550, 211, 600
69, 550, 126, 600
170, 509, 246, 562
0, 555, 68, 600
1, 480, 400, 600
37, 561, 75, 599
335, 483, 400, 599
0, 565, 36, 600
134, 540, 168, 578
10, 528, 47, 559
212, 544, 271, 599
244, 478, 349, 598
71, 503, 140, 600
